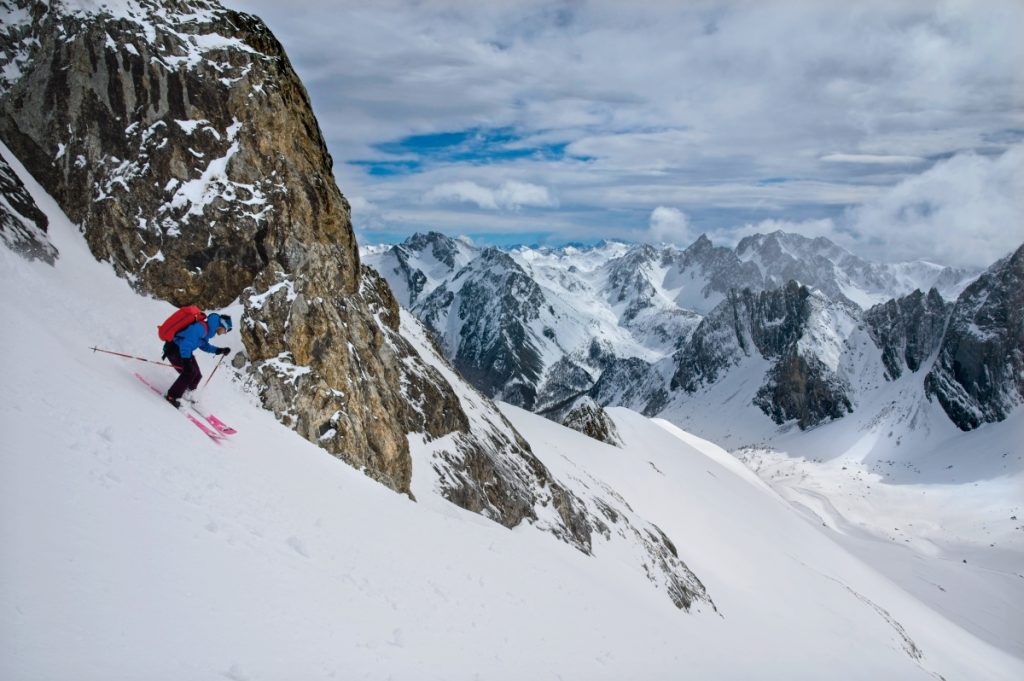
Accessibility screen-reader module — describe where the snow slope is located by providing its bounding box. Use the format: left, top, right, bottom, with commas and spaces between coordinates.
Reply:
659, 325, 1024, 659
2, 146, 1022, 679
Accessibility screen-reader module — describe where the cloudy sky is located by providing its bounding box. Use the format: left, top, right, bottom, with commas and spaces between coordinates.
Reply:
229, 0, 1024, 267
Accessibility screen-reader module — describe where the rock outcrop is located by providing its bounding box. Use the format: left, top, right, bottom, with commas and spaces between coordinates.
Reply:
673, 282, 855, 429
925, 244, 1024, 430
0, 153, 57, 263
560, 397, 623, 447
865, 288, 950, 381
589, 357, 669, 417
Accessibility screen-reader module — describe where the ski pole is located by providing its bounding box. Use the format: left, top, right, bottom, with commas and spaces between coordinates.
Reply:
90, 346, 179, 369
203, 354, 225, 389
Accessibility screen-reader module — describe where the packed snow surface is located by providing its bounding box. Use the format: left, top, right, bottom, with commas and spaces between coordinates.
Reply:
2, 145, 1022, 680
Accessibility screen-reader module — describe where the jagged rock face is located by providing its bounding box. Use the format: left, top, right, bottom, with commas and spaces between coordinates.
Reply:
416, 248, 547, 409
754, 354, 853, 429
0, 153, 57, 263
670, 286, 774, 394
599, 244, 703, 347
0, 0, 359, 307
673, 282, 854, 429
404, 231, 463, 270
925, 244, 1024, 430
736, 232, 849, 301
241, 263, 472, 493
603, 244, 659, 320
535, 356, 595, 414
560, 397, 623, 446
865, 288, 950, 380
590, 357, 669, 417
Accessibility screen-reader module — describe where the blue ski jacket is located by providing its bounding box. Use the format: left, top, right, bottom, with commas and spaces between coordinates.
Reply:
173, 312, 225, 359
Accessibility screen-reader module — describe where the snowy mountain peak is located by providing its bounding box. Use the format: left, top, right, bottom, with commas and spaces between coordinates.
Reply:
685, 232, 715, 254
402, 231, 465, 268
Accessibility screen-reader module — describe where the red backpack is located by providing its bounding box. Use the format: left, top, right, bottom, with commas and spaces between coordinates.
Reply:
158, 305, 207, 341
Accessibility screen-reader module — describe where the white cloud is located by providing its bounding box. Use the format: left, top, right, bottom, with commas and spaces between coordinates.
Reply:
424, 180, 556, 210
647, 206, 693, 246
496, 181, 558, 209
424, 181, 499, 210
821, 154, 924, 165
347, 195, 377, 215
844, 145, 1024, 268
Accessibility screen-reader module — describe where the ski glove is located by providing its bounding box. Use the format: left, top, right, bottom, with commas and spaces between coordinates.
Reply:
216, 347, 231, 356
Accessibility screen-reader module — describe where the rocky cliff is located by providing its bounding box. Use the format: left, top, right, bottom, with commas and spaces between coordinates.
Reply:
925, 244, 1024, 430
672, 282, 855, 429
0, 0, 444, 493
865, 288, 950, 381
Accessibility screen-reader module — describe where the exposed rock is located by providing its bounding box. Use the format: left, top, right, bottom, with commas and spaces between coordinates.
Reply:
673, 282, 854, 429
924, 244, 1024, 430
590, 357, 669, 417
865, 289, 950, 380
754, 353, 853, 429
534, 356, 595, 414
735, 230, 973, 307
1, 0, 358, 307
565, 464, 716, 612
416, 248, 546, 409
363, 231, 476, 308
560, 396, 623, 447
0, 152, 57, 263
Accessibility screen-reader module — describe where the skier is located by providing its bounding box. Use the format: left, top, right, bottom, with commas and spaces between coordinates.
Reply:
163, 313, 232, 408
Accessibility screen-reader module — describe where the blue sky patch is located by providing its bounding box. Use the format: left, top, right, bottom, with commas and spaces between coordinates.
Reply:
349, 127, 578, 175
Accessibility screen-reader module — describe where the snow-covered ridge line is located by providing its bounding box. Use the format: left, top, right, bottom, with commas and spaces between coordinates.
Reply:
364, 230, 1020, 441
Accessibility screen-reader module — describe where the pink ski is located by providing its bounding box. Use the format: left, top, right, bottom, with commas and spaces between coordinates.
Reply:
134, 372, 225, 444
184, 413, 226, 442
188, 407, 237, 435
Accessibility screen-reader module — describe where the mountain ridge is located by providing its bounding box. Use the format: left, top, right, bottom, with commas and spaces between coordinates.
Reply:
363, 230, 1021, 443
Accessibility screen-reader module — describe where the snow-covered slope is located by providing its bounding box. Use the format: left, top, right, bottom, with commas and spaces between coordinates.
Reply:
4, 146, 1023, 680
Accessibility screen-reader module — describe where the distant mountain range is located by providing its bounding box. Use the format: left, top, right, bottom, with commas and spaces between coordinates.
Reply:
363, 230, 1022, 445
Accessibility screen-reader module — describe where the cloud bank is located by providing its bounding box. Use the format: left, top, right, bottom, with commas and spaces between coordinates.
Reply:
424, 180, 557, 210
231, 0, 1024, 267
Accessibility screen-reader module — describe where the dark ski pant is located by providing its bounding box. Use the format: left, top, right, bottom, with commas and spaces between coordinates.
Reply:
164, 342, 202, 399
